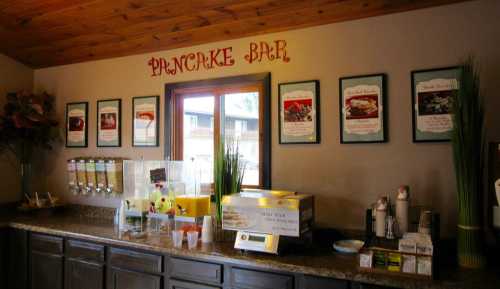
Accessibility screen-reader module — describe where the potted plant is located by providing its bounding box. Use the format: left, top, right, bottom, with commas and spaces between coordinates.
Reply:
213, 140, 246, 239
451, 58, 486, 268
0, 91, 59, 199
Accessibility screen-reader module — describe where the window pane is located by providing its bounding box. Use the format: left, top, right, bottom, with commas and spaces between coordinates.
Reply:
183, 96, 214, 186
224, 92, 259, 186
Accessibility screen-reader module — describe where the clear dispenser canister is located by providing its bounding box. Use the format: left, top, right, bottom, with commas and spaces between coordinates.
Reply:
106, 159, 123, 196
67, 159, 78, 195
86, 159, 97, 195
76, 159, 87, 195
95, 159, 107, 195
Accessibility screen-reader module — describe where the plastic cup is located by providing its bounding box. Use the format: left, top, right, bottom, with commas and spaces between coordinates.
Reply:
187, 230, 199, 249
172, 230, 184, 248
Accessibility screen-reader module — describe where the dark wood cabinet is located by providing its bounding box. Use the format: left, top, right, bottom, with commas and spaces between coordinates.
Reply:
7, 229, 29, 289
31, 250, 64, 289
30, 233, 64, 289
0, 229, 403, 289
168, 279, 221, 289
65, 259, 104, 289
107, 267, 162, 289
65, 239, 105, 289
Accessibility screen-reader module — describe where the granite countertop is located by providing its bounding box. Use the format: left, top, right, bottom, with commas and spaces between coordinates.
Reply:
1, 211, 498, 289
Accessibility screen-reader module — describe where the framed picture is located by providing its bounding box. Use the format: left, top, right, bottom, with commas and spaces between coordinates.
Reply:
66, 102, 88, 147
278, 80, 320, 144
133, 95, 159, 147
411, 66, 461, 142
97, 99, 121, 147
339, 74, 387, 143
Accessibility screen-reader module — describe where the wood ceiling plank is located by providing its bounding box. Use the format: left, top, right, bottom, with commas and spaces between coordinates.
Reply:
0, 0, 259, 50
13, 0, 468, 68
13, 0, 317, 54
1, 0, 470, 67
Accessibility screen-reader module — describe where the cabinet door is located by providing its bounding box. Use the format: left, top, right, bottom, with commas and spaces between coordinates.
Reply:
31, 251, 63, 289
107, 267, 161, 289
7, 229, 28, 289
65, 259, 104, 289
168, 279, 221, 289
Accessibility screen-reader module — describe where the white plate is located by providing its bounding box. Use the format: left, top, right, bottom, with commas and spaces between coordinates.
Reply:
333, 240, 365, 254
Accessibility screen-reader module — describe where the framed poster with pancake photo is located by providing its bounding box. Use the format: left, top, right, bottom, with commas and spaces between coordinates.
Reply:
66, 102, 88, 147
97, 99, 121, 147
411, 66, 461, 142
278, 80, 320, 144
132, 95, 159, 147
339, 74, 387, 143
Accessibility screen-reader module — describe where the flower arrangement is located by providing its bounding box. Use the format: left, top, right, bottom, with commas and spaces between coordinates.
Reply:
0, 91, 59, 196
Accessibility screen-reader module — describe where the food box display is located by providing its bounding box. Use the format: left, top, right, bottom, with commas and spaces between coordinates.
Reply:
221, 190, 314, 237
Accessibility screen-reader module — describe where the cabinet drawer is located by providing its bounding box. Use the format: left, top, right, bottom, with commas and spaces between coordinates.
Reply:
66, 239, 105, 263
109, 247, 162, 274
31, 233, 63, 255
108, 268, 161, 289
231, 268, 293, 289
169, 279, 221, 289
303, 275, 348, 289
170, 258, 222, 284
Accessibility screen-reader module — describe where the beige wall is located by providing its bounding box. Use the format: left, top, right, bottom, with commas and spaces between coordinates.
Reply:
0, 54, 34, 203
33, 0, 500, 236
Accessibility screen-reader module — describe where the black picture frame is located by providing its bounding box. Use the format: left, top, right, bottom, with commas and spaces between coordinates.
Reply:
411, 66, 461, 143
65, 102, 88, 148
97, 99, 122, 147
278, 80, 320, 144
132, 95, 160, 147
339, 73, 387, 144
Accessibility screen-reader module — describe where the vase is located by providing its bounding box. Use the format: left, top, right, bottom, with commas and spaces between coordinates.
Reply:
457, 226, 486, 268
20, 162, 32, 198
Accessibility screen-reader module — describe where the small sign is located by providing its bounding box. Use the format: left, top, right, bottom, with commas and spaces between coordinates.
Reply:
150, 168, 166, 184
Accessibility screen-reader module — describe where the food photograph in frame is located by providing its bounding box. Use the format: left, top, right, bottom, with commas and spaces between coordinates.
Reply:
411, 66, 461, 142
339, 74, 387, 143
278, 80, 320, 144
97, 99, 121, 147
66, 102, 88, 147
133, 95, 159, 147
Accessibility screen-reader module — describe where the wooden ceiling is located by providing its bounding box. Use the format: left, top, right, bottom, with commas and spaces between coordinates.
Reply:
0, 0, 469, 68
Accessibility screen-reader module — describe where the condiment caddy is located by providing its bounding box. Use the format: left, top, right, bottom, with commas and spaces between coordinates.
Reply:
361, 185, 440, 280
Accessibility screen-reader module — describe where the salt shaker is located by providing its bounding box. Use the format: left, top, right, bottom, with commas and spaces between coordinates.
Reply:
396, 186, 410, 235
375, 198, 388, 238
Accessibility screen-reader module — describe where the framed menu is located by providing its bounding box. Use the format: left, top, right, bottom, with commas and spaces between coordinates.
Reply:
133, 95, 159, 147
411, 67, 460, 142
66, 102, 88, 147
339, 74, 387, 143
97, 99, 121, 147
278, 80, 320, 144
